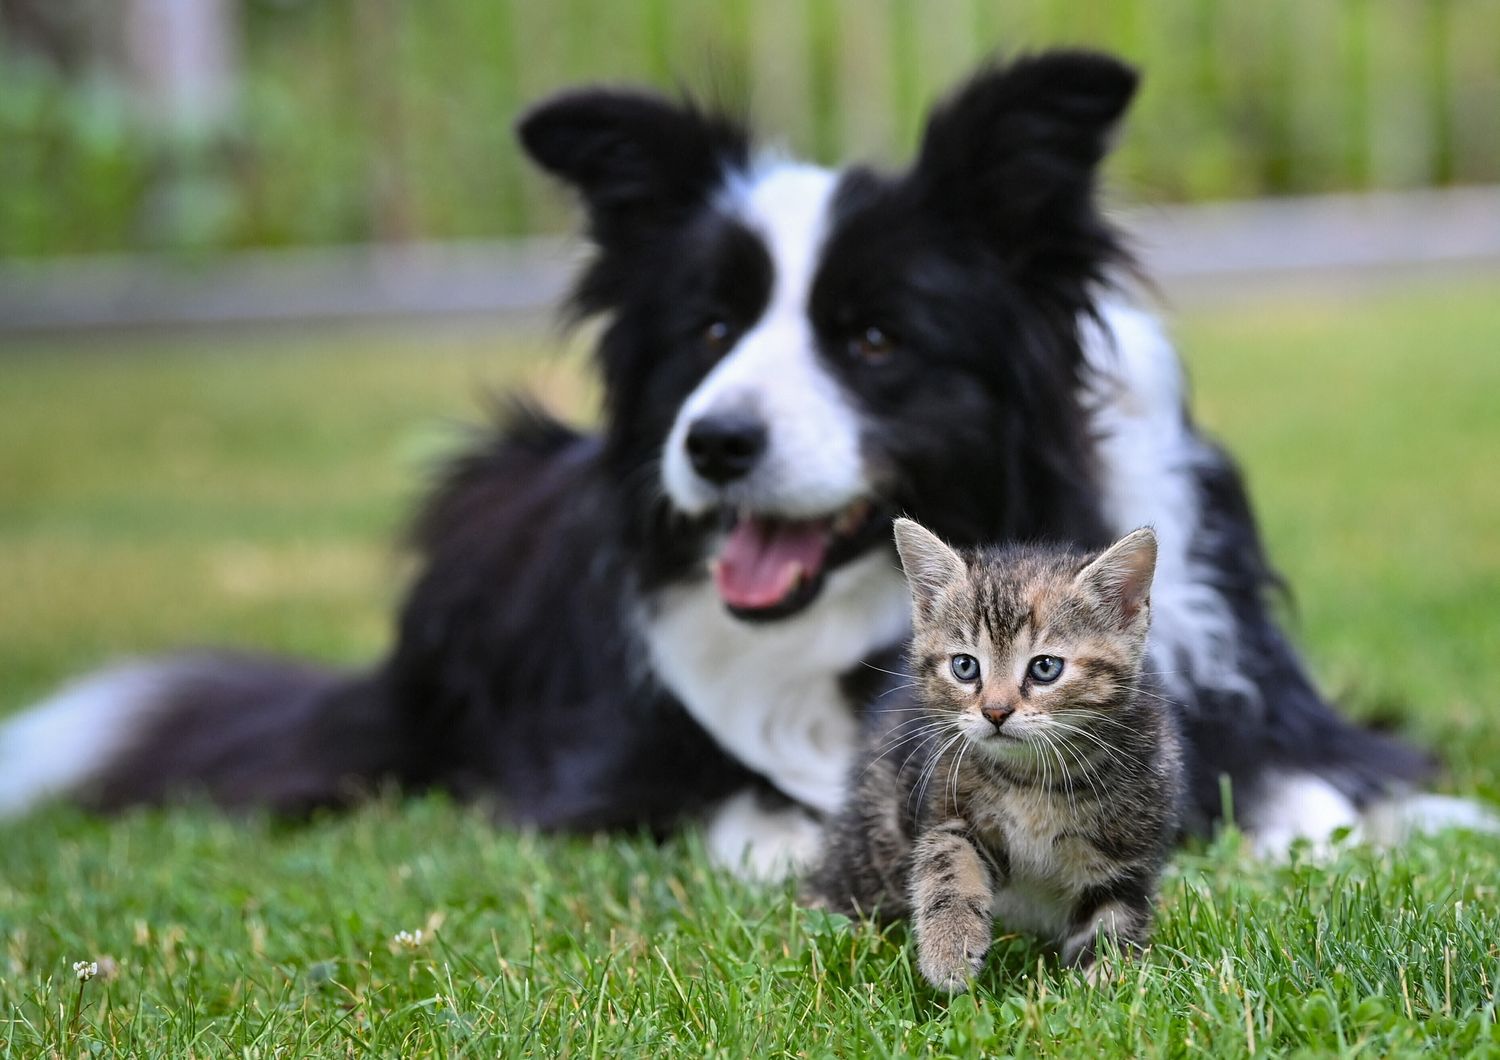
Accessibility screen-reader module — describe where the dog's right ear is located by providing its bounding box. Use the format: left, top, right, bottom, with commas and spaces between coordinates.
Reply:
517, 89, 750, 248
911, 50, 1137, 277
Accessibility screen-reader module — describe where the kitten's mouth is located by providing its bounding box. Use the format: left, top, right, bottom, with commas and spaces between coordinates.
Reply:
711, 499, 887, 620
970, 724, 1028, 752
973, 728, 1023, 747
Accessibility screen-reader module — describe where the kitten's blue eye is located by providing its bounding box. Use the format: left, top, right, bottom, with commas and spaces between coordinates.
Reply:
950, 654, 980, 682
1028, 655, 1064, 683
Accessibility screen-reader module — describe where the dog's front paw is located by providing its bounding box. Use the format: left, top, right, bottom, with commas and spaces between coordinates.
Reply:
1075, 951, 1107, 987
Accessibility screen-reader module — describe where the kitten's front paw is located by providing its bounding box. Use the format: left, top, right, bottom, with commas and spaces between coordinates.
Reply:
917, 929, 989, 993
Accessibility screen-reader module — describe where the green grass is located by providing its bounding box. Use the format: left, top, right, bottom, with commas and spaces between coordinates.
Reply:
2, 279, 1499, 1056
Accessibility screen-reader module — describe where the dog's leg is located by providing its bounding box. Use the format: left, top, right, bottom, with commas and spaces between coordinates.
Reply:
1248, 770, 1500, 859
704, 788, 825, 880
1244, 770, 1362, 858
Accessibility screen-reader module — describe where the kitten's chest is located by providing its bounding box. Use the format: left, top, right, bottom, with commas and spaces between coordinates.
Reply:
970, 788, 1117, 935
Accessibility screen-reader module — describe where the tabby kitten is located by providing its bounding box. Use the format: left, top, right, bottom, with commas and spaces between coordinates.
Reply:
808, 519, 1184, 992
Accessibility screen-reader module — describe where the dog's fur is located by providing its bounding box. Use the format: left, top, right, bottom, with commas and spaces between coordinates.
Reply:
1, 51, 1457, 870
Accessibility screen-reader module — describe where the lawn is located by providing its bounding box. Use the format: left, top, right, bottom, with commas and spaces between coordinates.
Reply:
2, 277, 1498, 1056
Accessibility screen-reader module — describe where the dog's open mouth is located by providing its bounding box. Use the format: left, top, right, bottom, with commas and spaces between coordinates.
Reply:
711, 499, 886, 619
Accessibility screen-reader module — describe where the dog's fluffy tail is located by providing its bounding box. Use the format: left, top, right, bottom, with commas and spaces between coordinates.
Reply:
0, 653, 399, 818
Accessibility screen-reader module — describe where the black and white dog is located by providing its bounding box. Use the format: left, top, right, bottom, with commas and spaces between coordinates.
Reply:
0, 51, 1475, 872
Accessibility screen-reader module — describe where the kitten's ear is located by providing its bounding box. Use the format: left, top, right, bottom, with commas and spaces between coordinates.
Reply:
1076, 527, 1157, 629
893, 518, 965, 615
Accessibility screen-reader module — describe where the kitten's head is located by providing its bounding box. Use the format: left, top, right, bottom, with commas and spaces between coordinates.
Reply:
893, 517, 1157, 761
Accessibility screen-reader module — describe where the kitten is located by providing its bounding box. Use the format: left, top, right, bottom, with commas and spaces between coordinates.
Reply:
808, 518, 1184, 992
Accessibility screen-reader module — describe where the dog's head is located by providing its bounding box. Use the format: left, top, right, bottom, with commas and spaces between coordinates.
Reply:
519, 51, 1135, 620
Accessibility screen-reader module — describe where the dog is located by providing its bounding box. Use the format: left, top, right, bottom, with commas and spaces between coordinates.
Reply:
2, 50, 1473, 874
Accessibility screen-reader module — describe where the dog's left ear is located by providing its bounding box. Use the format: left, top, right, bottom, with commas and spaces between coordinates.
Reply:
912, 50, 1138, 269
517, 89, 749, 250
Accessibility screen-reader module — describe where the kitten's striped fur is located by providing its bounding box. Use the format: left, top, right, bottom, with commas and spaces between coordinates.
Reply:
808, 519, 1184, 992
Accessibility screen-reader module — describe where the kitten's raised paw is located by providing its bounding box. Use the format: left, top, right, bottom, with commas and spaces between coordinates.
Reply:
916, 934, 988, 993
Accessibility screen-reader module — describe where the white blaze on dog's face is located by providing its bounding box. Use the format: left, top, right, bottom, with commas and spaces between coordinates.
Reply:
660, 162, 881, 616
661, 163, 868, 519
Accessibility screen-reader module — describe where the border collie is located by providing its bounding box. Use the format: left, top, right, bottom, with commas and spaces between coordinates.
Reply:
1, 51, 1476, 873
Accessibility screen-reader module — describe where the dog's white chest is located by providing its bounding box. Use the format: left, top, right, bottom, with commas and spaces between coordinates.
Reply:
641, 550, 912, 815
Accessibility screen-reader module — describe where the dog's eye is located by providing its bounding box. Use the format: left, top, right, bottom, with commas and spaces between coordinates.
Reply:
702, 319, 733, 353
950, 653, 980, 682
848, 326, 893, 365
1028, 655, 1064, 683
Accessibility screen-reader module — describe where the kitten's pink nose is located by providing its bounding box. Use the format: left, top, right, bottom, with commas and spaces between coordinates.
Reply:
981, 703, 1014, 728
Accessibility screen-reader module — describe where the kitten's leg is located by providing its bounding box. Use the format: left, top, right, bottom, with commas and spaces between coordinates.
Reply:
910, 820, 996, 993
1062, 878, 1154, 982
805, 778, 912, 917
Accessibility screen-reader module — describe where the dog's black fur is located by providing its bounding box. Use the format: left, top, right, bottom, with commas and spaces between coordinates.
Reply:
44, 52, 1429, 838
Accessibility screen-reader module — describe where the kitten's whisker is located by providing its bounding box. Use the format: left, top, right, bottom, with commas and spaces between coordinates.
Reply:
910, 732, 966, 818
916, 732, 964, 806
876, 716, 942, 734
863, 697, 923, 713
869, 726, 953, 759
1123, 683, 1186, 710
946, 740, 970, 818
1045, 718, 1133, 776
876, 714, 951, 734
896, 725, 953, 780
864, 718, 959, 774
1041, 731, 1062, 817
859, 662, 911, 680
862, 720, 957, 773
1049, 727, 1106, 807
1038, 729, 1078, 818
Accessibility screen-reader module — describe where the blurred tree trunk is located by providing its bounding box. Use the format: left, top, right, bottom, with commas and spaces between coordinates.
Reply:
122, 0, 238, 136
121, 0, 241, 249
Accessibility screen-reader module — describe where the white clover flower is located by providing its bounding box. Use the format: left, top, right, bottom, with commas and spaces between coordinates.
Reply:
393, 929, 425, 949
73, 960, 99, 982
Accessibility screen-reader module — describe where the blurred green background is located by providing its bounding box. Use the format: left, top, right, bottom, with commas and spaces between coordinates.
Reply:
3, 0, 1499, 258
3, 5, 1500, 1055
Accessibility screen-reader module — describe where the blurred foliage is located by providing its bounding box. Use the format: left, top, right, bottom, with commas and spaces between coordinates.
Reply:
0, 54, 149, 256
2, 0, 1499, 257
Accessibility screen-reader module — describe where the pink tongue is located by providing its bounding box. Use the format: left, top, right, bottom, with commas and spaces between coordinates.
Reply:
714, 515, 831, 610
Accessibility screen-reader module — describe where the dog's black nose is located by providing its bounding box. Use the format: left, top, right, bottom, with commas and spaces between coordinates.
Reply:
685, 414, 767, 484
